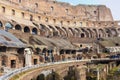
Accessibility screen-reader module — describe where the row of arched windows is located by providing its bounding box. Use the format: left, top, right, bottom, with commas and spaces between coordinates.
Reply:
15, 25, 38, 34
0, 20, 120, 38
0, 21, 38, 35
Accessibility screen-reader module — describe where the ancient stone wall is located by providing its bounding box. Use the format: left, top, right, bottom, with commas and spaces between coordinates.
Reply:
3, 0, 113, 21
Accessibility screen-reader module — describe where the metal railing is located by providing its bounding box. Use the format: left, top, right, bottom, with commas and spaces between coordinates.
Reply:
0, 59, 91, 80
0, 58, 118, 80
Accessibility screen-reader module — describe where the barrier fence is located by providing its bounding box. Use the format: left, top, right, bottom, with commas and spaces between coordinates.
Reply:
0, 58, 117, 80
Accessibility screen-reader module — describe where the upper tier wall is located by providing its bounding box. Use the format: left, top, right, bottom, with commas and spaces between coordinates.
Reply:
6, 0, 113, 21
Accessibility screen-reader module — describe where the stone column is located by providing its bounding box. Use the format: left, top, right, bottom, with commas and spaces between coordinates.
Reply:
77, 66, 87, 80
38, 31, 40, 35
24, 48, 32, 66
97, 68, 100, 80
105, 64, 109, 75
21, 28, 24, 32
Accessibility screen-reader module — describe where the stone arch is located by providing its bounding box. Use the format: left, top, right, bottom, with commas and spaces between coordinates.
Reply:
0, 21, 3, 27
105, 28, 111, 37
48, 25, 59, 37
81, 33, 85, 38
86, 28, 93, 38
68, 28, 75, 37
36, 73, 45, 80
74, 28, 80, 37
110, 28, 118, 37
40, 24, 50, 37
98, 29, 105, 38
63, 27, 72, 37
117, 28, 120, 37
5, 22, 13, 29
55, 26, 66, 37
24, 26, 30, 33
80, 28, 89, 38
32, 28, 38, 35
60, 49, 65, 55
15, 24, 22, 31
92, 29, 98, 38
62, 27, 68, 37
42, 48, 48, 53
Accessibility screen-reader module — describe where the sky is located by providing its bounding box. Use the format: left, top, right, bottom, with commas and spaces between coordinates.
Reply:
57, 0, 120, 20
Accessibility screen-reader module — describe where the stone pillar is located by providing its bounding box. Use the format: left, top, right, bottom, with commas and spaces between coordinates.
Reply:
77, 66, 86, 80
105, 64, 109, 75
109, 63, 112, 70
97, 68, 100, 80
21, 28, 24, 32
31, 30, 33, 35
24, 48, 32, 66
12, 27, 15, 30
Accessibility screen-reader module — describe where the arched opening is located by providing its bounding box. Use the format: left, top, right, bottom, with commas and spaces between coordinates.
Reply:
118, 28, 120, 37
87, 29, 93, 38
36, 74, 45, 80
62, 27, 68, 37
42, 48, 48, 61
40, 24, 49, 36
5, 22, 13, 31
32, 28, 38, 35
42, 48, 48, 54
93, 29, 98, 38
55, 26, 66, 37
60, 49, 65, 55
48, 25, 58, 37
24, 26, 30, 33
35, 47, 41, 54
33, 59, 37, 65
110, 29, 117, 37
80, 28, 89, 38
68, 28, 75, 37
75, 28, 80, 37
11, 60, 16, 68
65, 50, 71, 54
80, 44, 82, 47
55, 26, 62, 36
71, 50, 76, 54
81, 33, 85, 38
105, 28, 111, 37
98, 29, 105, 38
15, 24, 21, 31
77, 54, 82, 60
0, 21, 3, 27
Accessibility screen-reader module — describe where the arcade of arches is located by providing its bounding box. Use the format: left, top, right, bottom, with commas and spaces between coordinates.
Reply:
0, 21, 120, 38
